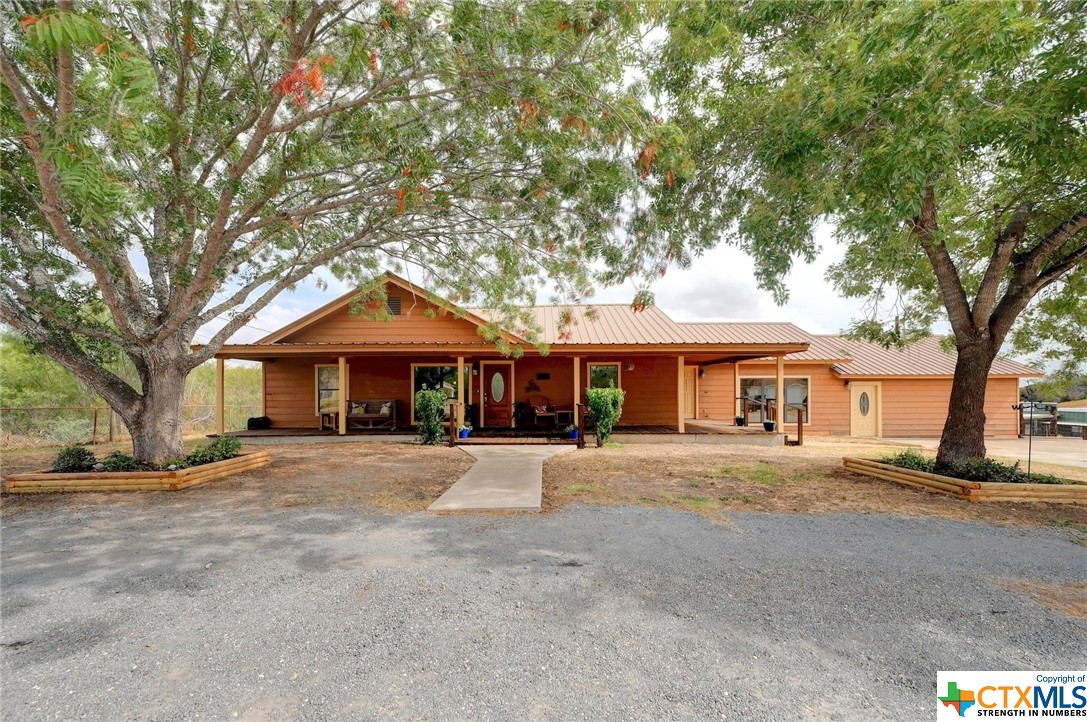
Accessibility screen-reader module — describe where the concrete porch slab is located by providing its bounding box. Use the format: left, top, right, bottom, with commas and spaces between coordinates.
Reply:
428, 445, 574, 512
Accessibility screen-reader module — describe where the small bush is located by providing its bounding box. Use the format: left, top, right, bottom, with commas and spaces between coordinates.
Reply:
949, 457, 1066, 485
881, 450, 1066, 485
101, 451, 138, 472
879, 449, 935, 472
586, 387, 625, 447
414, 390, 447, 445
52, 445, 96, 472
185, 436, 242, 466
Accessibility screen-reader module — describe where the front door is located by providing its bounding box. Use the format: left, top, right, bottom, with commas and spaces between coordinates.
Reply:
683, 366, 697, 418
850, 383, 880, 437
483, 363, 513, 427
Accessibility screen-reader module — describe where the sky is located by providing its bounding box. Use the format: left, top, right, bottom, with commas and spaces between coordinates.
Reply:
195, 225, 875, 346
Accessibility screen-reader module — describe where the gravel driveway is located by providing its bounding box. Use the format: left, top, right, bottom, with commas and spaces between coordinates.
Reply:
2, 502, 1084, 721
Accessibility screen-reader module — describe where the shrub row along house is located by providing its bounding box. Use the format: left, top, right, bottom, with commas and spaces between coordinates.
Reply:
209, 274, 1040, 439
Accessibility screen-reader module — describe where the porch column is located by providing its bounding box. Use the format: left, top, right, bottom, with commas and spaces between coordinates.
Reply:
734, 361, 741, 417
215, 357, 225, 436
456, 356, 464, 428
338, 356, 347, 435
573, 356, 581, 425
775, 354, 785, 424
677, 355, 685, 434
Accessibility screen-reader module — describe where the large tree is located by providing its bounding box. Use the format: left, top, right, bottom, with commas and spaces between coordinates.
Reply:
652, 0, 1087, 469
1, 1, 673, 462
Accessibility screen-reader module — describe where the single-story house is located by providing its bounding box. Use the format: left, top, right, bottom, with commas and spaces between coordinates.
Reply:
210, 273, 1041, 438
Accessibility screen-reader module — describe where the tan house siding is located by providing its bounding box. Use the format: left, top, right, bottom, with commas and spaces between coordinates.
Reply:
697, 364, 736, 420
263, 358, 320, 428
879, 377, 1020, 439
281, 290, 486, 344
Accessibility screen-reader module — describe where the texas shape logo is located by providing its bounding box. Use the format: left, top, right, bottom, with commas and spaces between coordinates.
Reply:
939, 681, 977, 717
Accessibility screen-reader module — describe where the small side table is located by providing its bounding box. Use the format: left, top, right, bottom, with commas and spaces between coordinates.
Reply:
555, 409, 574, 427
320, 412, 339, 431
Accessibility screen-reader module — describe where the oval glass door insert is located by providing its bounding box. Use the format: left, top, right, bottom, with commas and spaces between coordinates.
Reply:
490, 371, 506, 403
859, 392, 870, 416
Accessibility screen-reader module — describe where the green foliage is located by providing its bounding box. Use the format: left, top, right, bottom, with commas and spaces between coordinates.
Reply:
652, 1, 1087, 364
585, 387, 625, 447
880, 450, 935, 473
100, 450, 137, 472
1022, 373, 1087, 403
414, 390, 446, 445
184, 436, 242, 466
0, 332, 94, 408
880, 450, 1067, 485
51, 444, 96, 472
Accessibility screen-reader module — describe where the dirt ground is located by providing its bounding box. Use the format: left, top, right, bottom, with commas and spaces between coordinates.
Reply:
2, 438, 1084, 541
0, 439, 473, 516
542, 438, 1087, 539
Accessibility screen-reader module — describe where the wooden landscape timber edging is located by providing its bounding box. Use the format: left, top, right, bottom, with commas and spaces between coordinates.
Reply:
2, 451, 271, 494
842, 457, 1087, 504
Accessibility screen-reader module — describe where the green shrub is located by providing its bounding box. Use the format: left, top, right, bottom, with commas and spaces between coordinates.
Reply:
414, 390, 447, 445
101, 451, 138, 472
51, 445, 96, 472
949, 458, 1066, 485
879, 449, 935, 472
586, 387, 625, 447
185, 436, 242, 466
881, 449, 1066, 485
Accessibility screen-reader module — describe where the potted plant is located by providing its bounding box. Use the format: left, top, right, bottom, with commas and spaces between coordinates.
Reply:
564, 423, 579, 440
763, 419, 776, 432
734, 415, 746, 427
458, 423, 472, 439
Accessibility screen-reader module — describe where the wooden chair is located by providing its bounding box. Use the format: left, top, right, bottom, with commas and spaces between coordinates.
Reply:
527, 394, 556, 428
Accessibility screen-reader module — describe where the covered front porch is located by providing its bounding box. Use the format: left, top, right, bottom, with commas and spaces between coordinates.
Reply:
210, 346, 802, 442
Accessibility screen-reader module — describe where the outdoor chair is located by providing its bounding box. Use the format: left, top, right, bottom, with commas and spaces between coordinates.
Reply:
527, 394, 557, 428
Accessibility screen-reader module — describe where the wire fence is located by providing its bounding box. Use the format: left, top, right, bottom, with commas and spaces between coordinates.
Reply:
0, 404, 263, 449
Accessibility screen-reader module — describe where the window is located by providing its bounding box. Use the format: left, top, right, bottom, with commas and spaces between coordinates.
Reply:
315, 365, 344, 414
740, 377, 810, 424
411, 364, 471, 423
587, 363, 621, 389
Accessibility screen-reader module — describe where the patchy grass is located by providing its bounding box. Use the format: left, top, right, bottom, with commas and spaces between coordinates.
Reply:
542, 439, 1087, 536
1001, 579, 1087, 619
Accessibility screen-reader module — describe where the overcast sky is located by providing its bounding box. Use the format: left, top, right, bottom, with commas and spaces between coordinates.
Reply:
195, 224, 883, 346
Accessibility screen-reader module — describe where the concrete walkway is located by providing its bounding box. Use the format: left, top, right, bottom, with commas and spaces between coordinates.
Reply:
428, 445, 574, 511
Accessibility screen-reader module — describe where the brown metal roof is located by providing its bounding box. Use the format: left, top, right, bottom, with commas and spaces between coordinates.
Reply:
479, 305, 812, 346
820, 335, 1039, 377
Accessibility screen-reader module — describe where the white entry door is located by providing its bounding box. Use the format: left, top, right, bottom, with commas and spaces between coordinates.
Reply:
850, 383, 880, 437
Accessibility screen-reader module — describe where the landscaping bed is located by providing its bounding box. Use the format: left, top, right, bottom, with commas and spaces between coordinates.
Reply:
2, 437, 271, 494
3, 451, 271, 493
843, 453, 1087, 504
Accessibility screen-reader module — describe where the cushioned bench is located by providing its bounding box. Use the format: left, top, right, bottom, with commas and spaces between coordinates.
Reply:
346, 400, 398, 430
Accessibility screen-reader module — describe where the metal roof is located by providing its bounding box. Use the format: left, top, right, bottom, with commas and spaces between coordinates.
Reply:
822, 335, 1039, 377
474, 305, 812, 346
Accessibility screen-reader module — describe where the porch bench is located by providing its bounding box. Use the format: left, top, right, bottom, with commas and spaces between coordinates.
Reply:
346, 400, 398, 430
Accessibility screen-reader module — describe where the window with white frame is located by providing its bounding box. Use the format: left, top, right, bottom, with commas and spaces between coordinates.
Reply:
315, 365, 343, 414
740, 377, 810, 423
411, 364, 471, 423
587, 362, 621, 389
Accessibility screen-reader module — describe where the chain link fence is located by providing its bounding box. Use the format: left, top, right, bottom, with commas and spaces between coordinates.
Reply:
1, 404, 262, 449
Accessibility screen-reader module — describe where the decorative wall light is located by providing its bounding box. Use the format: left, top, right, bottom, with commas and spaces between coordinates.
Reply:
626, 361, 635, 371
698, 369, 706, 378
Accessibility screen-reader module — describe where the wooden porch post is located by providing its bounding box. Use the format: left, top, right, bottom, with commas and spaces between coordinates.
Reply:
457, 356, 464, 428
677, 355, 685, 434
338, 356, 347, 436
733, 361, 741, 418
215, 357, 225, 436
573, 356, 581, 425
775, 355, 785, 424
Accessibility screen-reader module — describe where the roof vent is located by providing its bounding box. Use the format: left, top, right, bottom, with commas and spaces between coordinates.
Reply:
387, 296, 402, 316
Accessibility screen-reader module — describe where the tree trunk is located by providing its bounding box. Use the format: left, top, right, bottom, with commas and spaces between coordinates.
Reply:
124, 368, 188, 464
934, 340, 997, 473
